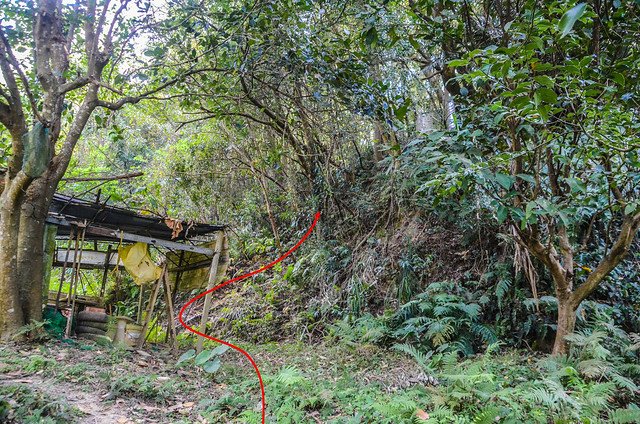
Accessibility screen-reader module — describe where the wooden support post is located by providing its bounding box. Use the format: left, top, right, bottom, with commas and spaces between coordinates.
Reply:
162, 269, 177, 349
43, 225, 57, 307
55, 232, 74, 310
100, 245, 112, 298
196, 231, 225, 353
65, 226, 86, 338
166, 250, 185, 344
136, 285, 144, 323
65, 232, 81, 307
172, 250, 185, 304
136, 264, 166, 349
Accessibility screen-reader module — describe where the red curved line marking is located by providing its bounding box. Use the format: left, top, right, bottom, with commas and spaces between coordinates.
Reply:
178, 211, 321, 424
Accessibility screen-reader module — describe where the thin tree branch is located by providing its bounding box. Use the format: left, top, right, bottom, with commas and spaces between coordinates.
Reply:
62, 171, 144, 182
0, 27, 42, 121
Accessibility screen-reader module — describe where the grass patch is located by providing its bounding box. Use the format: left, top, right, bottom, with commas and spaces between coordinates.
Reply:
0, 384, 81, 423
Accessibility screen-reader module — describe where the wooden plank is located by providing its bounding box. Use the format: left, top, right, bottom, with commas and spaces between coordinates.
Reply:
196, 231, 225, 353
55, 249, 120, 268
46, 216, 215, 255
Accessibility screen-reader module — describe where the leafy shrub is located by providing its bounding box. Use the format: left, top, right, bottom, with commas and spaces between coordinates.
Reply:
176, 344, 230, 374
388, 281, 496, 355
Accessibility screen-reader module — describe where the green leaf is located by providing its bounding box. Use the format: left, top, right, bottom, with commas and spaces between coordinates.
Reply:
525, 201, 536, 219
495, 173, 515, 190
203, 358, 221, 373
566, 177, 587, 193
534, 88, 558, 105
517, 174, 536, 184
447, 59, 469, 67
559, 3, 587, 38
211, 344, 231, 356
624, 203, 637, 215
534, 75, 555, 88
176, 349, 196, 365
394, 103, 409, 121
497, 205, 508, 223
195, 350, 215, 365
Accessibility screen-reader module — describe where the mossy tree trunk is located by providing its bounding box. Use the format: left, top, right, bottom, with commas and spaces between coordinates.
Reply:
0, 0, 178, 338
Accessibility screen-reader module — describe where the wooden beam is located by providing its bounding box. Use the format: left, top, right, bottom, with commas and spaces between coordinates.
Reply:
168, 259, 212, 273
196, 231, 225, 353
46, 216, 215, 255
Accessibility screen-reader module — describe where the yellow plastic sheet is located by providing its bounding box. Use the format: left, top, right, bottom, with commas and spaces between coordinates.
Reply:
118, 242, 162, 285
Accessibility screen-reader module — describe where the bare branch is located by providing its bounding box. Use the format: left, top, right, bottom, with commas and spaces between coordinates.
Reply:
104, 0, 130, 47
572, 212, 640, 305
0, 27, 41, 121
65, 0, 80, 53
62, 171, 143, 182
97, 67, 228, 110
58, 76, 91, 94
50, 84, 100, 183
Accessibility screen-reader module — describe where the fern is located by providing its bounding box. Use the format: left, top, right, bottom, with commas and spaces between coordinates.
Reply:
472, 406, 502, 424
426, 320, 455, 346
610, 372, 638, 392
495, 278, 511, 308
610, 406, 640, 424
373, 395, 417, 418
274, 366, 306, 387
471, 324, 497, 345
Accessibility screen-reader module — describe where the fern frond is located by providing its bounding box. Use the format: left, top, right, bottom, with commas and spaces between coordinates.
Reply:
610, 372, 638, 392
610, 406, 640, 424
392, 343, 434, 372
472, 406, 502, 424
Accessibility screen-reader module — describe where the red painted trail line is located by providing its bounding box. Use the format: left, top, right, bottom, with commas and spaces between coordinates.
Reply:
178, 212, 321, 424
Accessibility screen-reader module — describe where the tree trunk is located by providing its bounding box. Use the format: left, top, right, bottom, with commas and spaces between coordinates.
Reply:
0, 175, 51, 338
0, 195, 25, 338
17, 196, 48, 324
552, 296, 577, 355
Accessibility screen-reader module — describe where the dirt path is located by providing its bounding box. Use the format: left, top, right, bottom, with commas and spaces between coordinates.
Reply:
1, 374, 143, 424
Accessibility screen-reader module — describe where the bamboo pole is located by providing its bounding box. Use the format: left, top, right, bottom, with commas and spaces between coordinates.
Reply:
162, 269, 177, 348
65, 225, 86, 338
196, 231, 225, 353
99, 245, 112, 298
136, 263, 166, 348
55, 233, 74, 310
136, 285, 144, 323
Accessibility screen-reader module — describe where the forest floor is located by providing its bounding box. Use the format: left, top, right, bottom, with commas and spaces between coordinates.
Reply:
0, 338, 427, 423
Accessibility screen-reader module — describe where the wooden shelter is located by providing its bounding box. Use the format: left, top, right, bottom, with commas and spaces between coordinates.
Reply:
44, 193, 228, 348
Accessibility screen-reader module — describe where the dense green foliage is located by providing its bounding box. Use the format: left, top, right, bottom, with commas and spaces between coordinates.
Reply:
2, 0, 640, 421
42, 0, 638, 362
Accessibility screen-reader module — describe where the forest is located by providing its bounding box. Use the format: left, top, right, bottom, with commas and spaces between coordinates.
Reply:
1, 0, 640, 423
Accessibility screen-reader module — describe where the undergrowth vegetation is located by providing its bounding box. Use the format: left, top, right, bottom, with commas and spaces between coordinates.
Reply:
2, 0, 640, 422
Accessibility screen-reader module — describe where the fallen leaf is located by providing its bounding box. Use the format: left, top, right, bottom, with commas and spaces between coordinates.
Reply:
416, 409, 430, 420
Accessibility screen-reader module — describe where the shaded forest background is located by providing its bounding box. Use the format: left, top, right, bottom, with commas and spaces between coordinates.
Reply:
27, 0, 637, 351
1, 0, 640, 422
